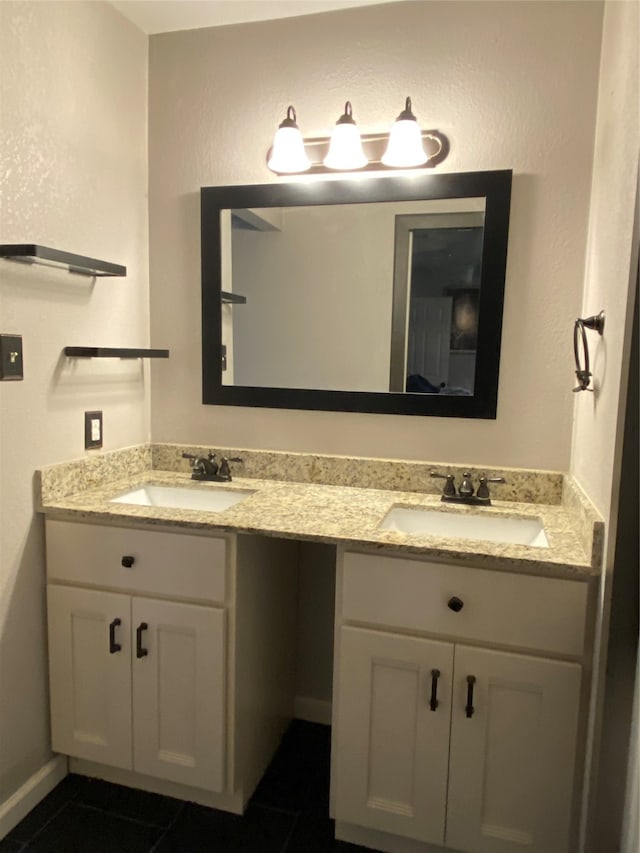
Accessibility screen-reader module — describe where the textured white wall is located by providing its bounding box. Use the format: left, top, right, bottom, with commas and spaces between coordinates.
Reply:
568, 3, 639, 848
149, 0, 603, 470
570, 1, 639, 520
0, 1, 149, 803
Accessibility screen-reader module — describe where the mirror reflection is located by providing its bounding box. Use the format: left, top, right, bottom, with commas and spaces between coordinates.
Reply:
201, 171, 512, 418
223, 199, 485, 395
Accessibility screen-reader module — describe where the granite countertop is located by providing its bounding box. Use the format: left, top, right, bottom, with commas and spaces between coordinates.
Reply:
39, 468, 600, 581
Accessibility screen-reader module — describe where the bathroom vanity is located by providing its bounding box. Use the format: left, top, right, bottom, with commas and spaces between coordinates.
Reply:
37, 445, 601, 853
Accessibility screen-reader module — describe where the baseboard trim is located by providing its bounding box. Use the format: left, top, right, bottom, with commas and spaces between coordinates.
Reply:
294, 695, 332, 726
0, 755, 67, 840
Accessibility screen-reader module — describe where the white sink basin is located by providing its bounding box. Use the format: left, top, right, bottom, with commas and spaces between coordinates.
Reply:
379, 506, 549, 548
110, 484, 255, 512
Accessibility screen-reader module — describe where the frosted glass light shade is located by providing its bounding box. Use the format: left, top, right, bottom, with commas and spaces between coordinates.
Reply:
267, 106, 311, 174
382, 96, 428, 168
323, 102, 368, 170
324, 124, 367, 170
267, 126, 311, 173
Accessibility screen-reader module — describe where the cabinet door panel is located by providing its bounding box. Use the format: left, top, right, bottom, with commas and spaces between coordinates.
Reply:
447, 645, 581, 853
47, 586, 132, 769
132, 598, 225, 791
334, 626, 453, 845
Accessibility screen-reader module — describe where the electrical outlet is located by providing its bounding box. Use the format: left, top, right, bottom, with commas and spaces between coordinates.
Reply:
0, 334, 24, 380
84, 411, 103, 449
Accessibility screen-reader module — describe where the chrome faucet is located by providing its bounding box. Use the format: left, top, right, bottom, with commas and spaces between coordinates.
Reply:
430, 470, 505, 506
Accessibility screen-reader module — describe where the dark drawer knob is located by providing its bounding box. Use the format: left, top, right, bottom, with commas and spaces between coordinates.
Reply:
121, 555, 135, 568
447, 596, 464, 612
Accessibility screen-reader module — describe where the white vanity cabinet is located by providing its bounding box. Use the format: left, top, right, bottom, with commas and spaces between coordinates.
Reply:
332, 550, 589, 853
47, 586, 225, 790
45, 518, 298, 810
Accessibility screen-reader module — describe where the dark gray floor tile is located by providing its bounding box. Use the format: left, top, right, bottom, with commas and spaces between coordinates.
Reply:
251, 721, 331, 813
0, 838, 23, 852
285, 812, 380, 853
74, 777, 183, 827
153, 802, 294, 853
23, 803, 164, 853
7, 775, 82, 843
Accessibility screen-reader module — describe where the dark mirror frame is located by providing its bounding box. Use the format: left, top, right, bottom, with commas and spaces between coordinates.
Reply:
201, 169, 512, 418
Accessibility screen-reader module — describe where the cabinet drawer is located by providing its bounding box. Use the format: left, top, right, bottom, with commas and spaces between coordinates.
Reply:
341, 551, 588, 657
46, 520, 227, 604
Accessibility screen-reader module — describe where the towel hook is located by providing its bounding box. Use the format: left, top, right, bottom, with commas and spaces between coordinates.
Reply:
573, 310, 605, 392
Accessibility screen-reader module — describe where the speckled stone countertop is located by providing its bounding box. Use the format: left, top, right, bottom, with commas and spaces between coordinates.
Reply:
38, 460, 603, 582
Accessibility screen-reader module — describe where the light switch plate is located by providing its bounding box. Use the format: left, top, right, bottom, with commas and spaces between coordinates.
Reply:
0, 334, 24, 380
84, 410, 103, 449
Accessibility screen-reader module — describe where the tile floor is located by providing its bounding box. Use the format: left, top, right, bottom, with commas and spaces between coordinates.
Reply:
1, 721, 377, 853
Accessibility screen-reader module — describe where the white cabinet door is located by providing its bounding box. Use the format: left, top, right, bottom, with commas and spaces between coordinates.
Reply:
132, 597, 226, 791
333, 626, 453, 846
47, 585, 132, 769
447, 645, 581, 853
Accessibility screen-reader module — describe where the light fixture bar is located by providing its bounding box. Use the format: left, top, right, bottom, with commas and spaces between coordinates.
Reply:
269, 129, 448, 176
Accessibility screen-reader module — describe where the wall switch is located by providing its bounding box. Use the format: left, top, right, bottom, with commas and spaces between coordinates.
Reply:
0, 334, 24, 380
84, 410, 103, 449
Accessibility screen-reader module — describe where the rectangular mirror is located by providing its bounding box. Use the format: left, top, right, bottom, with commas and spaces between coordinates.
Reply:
201, 170, 512, 418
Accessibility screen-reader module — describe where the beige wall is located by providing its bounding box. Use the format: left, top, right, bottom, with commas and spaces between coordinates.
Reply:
148, 0, 603, 471
0, 1, 149, 803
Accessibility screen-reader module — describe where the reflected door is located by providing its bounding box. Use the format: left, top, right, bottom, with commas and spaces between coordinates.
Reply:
407, 296, 452, 387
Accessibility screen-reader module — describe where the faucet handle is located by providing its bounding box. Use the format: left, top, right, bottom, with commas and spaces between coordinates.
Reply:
218, 456, 243, 480
477, 475, 506, 500
430, 470, 456, 498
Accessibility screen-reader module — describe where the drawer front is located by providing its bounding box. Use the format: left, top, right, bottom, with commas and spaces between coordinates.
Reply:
341, 551, 588, 657
46, 520, 227, 603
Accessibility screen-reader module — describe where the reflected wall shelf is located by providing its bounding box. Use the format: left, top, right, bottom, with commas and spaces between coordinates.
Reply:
0, 244, 126, 277
221, 291, 247, 305
64, 347, 169, 359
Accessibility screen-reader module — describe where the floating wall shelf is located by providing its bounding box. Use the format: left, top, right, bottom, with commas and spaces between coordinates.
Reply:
221, 291, 247, 304
64, 347, 170, 359
0, 244, 126, 277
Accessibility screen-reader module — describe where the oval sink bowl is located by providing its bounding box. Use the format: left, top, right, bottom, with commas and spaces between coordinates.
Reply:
110, 484, 255, 512
379, 506, 549, 548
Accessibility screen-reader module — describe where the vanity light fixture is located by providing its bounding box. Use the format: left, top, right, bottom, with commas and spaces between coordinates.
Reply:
381, 96, 428, 168
266, 106, 311, 174
266, 97, 448, 175
323, 101, 368, 170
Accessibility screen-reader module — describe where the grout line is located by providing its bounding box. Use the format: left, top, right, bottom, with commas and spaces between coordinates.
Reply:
148, 801, 186, 853
12, 797, 76, 848
279, 810, 301, 853
74, 801, 179, 830
251, 801, 300, 817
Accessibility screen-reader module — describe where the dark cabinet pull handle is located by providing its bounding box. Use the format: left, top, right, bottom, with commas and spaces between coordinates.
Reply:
429, 669, 440, 711
121, 555, 135, 568
465, 675, 476, 718
109, 618, 122, 653
136, 622, 148, 658
448, 596, 464, 612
